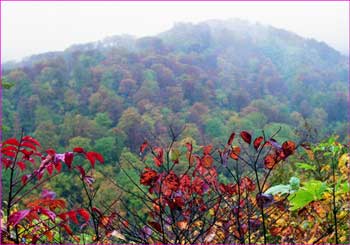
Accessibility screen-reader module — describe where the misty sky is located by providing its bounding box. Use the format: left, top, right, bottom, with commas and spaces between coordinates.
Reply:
2, 1, 349, 62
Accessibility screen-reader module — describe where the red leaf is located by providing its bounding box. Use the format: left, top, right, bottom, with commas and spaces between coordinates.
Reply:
55, 161, 62, 172
240, 176, 256, 192
20, 141, 37, 151
86, 152, 96, 168
17, 161, 26, 171
153, 157, 162, 167
67, 211, 79, 224
201, 155, 214, 168
37, 171, 44, 180
73, 147, 85, 154
8, 209, 31, 226
253, 136, 264, 151
185, 142, 193, 152
203, 145, 212, 155
2, 158, 12, 168
21, 149, 34, 160
140, 168, 158, 186
3, 138, 19, 146
64, 152, 74, 169
58, 213, 68, 221
148, 221, 162, 233
240, 131, 252, 145
47, 163, 54, 175
40, 207, 56, 221
227, 132, 235, 145
21, 175, 30, 185
230, 146, 241, 160
1, 145, 18, 152
93, 152, 104, 164
61, 224, 73, 235
22, 136, 41, 146
2, 150, 16, 158
76, 165, 86, 177
86, 152, 104, 168
46, 149, 56, 156
77, 208, 90, 222
140, 141, 148, 154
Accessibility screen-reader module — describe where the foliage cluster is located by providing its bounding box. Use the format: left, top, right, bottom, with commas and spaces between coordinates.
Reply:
1, 131, 349, 244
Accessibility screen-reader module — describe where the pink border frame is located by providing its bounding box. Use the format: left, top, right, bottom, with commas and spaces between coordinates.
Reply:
0, 1, 349, 245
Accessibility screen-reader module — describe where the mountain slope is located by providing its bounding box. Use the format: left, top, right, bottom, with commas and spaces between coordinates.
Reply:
2, 19, 348, 156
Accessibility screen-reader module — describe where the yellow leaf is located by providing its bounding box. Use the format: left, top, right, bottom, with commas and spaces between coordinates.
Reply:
339, 153, 350, 175
323, 192, 332, 200
338, 153, 349, 167
321, 165, 330, 172
307, 237, 316, 244
276, 218, 286, 226
338, 211, 347, 219
340, 236, 347, 243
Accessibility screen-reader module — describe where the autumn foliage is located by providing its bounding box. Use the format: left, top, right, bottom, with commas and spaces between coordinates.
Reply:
1, 131, 349, 244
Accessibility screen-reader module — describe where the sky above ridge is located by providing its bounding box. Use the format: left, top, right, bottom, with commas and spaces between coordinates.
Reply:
2, 1, 349, 62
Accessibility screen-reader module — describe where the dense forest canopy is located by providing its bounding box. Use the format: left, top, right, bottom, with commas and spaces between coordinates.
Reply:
3, 20, 348, 155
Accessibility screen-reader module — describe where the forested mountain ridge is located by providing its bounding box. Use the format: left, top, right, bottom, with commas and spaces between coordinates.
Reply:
3, 19, 348, 161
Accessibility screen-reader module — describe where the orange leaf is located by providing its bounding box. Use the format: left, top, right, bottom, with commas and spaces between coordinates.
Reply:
230, 146, 241, 160
253, 136, 264, 151
264, 154, 276, 169
270, 227, 282, 236
282, 140, 296, 158
44, 231, 54, 242
140, 141, 148, 154
177, 220, 188, 230
201, 155, 214, 168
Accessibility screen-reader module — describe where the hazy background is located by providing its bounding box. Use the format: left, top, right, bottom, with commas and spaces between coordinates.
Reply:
2, 1, 349, 62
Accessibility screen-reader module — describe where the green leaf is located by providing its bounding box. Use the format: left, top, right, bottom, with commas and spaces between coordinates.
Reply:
295, 162, 316, 171
265, 184, 291, 195
303, 180, 327, 200
288, 189, 314, 211
288, 180, 327, 211
336, 182, 350, 194
2, 81, 15, 89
